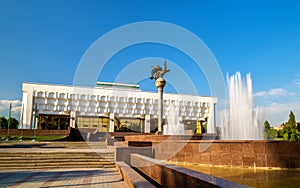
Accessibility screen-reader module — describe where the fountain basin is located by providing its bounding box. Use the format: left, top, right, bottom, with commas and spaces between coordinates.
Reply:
124, 135, 300, 169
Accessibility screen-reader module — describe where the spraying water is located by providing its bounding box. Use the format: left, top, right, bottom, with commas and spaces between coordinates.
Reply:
220, 72, 263, 140
163, 104, 185, 135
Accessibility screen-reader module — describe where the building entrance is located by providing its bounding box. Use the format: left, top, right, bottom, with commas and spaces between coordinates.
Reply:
38, 114, 70, 130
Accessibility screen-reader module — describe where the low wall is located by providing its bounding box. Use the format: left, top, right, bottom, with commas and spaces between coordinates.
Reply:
130, 154, 247, 188
159, 140, 300, 169
115, 146, 154, 164
116, 161, 155, 188
110, 132, 154, 141
125, 134, 217, 143
0, 129, 69, 137
125, 135, 300, 169
68, 129, 155, 142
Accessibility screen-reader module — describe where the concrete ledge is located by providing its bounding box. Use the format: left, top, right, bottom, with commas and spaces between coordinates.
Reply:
130, 154, 249, 188
116, 161, 155, 188
115, 146, 153, 164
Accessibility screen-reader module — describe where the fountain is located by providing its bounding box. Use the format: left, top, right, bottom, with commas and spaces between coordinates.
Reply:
122, 68, 299, 171
163, 104, 185, 135
122, 70, 300, 188
220, 72, 263, 140
121, 66, 300, 174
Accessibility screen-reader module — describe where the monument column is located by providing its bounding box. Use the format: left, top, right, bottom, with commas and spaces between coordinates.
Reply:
150, 60, 170, 134
155, 78, 166, 133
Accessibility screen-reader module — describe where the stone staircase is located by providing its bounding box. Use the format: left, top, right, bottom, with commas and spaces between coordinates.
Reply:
0, 142, 115, 169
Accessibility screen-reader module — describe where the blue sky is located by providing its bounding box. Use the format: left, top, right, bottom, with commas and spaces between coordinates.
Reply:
0, 0, 300, 126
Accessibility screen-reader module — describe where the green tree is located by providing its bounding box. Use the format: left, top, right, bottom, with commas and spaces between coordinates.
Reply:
287, 111, 296, 127
279, 111, 300, 141
8, 117, 19, 129
277, 123, 285, 138
264, 120, 271, 130
264, 120, 277, 139
201, 122, 207, 133
0, 116, 19, 129
0, 116, 8, 129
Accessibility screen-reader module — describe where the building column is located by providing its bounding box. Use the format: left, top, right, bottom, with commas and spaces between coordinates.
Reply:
206, 103, 216, 133
70, 111, 76, 128
109, 113, 114, 132
21, 92, 31, 129
145, 114, 151, 133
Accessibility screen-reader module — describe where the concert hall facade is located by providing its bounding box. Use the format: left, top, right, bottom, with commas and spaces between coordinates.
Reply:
21, 82, 217, 133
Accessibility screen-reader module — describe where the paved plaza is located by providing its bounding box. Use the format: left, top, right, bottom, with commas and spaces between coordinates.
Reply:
0, 142, 131, 187
0, 168, 128, 188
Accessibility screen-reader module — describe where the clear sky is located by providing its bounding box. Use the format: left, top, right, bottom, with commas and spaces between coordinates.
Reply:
0, 0, 300, 126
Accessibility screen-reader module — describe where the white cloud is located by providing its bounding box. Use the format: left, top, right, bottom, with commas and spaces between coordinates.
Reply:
218, 78, 300, 128
0, 100, 22, 120
217, 97, 300, 128
258, 101, 300, 127
254, 88, 295, 98
292, 79, 300, 87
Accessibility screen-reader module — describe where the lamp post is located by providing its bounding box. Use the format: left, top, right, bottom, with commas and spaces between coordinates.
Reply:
150, 61, 170, 134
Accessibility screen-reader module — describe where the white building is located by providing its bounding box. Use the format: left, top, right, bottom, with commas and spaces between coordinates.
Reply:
21, 82, 217, 133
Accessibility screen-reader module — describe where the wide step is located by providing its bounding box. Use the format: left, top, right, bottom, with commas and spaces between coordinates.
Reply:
0, 142, 115, 169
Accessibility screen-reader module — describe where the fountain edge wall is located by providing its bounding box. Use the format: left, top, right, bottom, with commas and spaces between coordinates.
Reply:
125, 135, 300, 169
